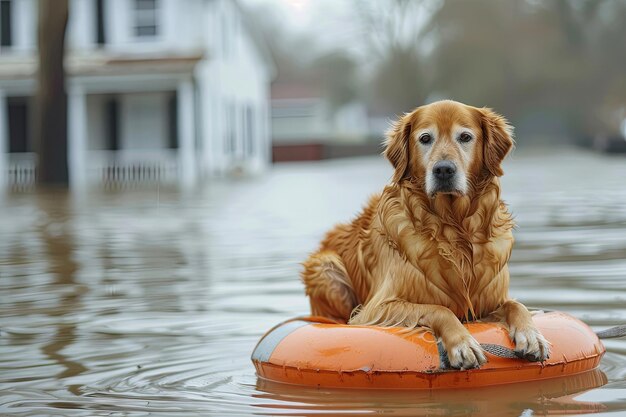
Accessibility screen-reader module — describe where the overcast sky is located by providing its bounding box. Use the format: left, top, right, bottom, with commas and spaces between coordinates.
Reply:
239, 0, 351, 32
239, 0, 362, 54
239, 0, 435, 61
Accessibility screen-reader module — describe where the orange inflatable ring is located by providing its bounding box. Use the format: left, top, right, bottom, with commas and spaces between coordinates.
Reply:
251, 311, 605, 389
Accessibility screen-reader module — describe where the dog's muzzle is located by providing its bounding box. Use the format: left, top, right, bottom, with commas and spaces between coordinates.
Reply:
431, 160, 458, 193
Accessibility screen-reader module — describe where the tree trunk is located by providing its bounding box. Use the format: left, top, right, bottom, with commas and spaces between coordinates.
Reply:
34, 0, 69, 185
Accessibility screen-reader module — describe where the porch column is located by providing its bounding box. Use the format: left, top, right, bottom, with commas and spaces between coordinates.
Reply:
68, 86, 87, 190
178, 78, 196, 188
0, 90, 8, 191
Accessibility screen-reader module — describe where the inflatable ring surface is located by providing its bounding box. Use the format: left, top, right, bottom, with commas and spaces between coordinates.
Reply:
251, 311, 604, 389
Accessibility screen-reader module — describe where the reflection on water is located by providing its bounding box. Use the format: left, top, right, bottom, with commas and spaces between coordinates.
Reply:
1, 148, 625, 416
255, 370, 609, 415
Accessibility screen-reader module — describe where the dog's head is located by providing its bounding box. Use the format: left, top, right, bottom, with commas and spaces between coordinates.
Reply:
385, 100, 514, 197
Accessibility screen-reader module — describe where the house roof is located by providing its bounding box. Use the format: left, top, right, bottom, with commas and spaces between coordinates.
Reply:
233, 0, 277, 81
271, 81, 323, 100
0, 51, 205, 81
74, 52, 204, 76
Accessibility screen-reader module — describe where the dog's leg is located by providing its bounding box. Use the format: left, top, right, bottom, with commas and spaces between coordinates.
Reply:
492, 300, 550, 362
350, 299, 487, 369
301, 251, 358, 323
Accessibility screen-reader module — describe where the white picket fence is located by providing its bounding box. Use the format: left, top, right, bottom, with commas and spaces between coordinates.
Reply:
5, 150, 181, 190
7, 153, 37, 190
86, 150, 180, 188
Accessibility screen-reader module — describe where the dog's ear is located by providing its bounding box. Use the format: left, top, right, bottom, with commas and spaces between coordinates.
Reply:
480, 108, 514, 177
384, 113, 414, 184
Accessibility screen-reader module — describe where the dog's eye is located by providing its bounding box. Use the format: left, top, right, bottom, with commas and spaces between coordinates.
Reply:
418, 133, 432, 145
459, 132, 473, 143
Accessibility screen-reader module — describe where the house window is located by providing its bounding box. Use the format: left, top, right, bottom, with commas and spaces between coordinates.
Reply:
8, 97, 31, 153
0, 0, 12, 48
95, 0, 106, 45
167, 92, 178, 149
104, 97, 119, 151
133, 0, 158, 37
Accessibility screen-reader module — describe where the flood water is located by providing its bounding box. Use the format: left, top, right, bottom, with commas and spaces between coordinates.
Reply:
1, 148, 625, 416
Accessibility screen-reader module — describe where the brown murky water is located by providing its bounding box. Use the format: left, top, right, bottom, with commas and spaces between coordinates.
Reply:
1, 148, 625, 416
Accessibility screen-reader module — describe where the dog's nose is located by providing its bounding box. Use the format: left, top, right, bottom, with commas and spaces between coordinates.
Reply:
433, 161, 456, 180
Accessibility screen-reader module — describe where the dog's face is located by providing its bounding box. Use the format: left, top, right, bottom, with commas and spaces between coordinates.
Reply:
385, 100, 514, 196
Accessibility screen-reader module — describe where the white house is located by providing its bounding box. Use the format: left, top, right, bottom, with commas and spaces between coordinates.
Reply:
0, 0, 274, 190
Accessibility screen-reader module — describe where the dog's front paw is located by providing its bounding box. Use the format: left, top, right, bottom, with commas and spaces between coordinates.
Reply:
509, 325, 551, 362
445, 335, 487, 370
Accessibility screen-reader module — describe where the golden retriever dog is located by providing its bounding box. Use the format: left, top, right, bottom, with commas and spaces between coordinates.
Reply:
301, 100, 550, 370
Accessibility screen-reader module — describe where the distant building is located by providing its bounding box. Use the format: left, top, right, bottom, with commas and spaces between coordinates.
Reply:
0, 0, 274, 190
271, 79, 383, 162
271, 80, 330, 161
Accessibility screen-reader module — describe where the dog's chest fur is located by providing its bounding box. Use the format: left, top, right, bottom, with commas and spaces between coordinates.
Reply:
369, 185, 515, 319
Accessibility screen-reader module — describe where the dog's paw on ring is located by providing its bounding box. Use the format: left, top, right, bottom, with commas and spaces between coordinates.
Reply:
446, 336, 488, 370
510, 326, 551, 362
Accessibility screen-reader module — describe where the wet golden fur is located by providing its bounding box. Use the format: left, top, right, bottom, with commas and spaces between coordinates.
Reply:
301, 100, 550, 369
